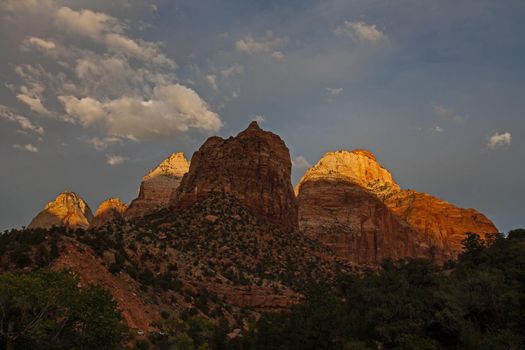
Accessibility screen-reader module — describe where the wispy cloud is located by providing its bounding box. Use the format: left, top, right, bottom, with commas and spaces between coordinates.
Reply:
106, 154, 127, 166
326, 87, 343, 96
334, 21, 386, 43
235, 31, 288, 58
433, 104, 465, 124
13, 143, 39, 152
0, 105, 44, 135
488, 132, 511, 149
292, 156, 311, 168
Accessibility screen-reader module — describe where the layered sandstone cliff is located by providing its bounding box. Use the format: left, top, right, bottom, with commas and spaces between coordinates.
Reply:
91, 198, 128, 228
171, 121, 298, 232
28, 191, 93, 230
296, 149, 498, 263
125, 153, 189, 219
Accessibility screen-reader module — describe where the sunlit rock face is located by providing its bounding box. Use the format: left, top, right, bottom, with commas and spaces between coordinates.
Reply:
125, 153, 189, 219
28, 191, 93, 229
91, 198, 127, 228
297, 149, 499, 264
385, 190, 498, 260
296, 150, 400, 200
171, 121, 298, 232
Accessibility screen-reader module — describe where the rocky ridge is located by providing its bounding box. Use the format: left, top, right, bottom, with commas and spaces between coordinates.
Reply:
171, 121, 298, 232
28, 192, 93, 230
125, 152, 189, 219
91, 198, 128, 228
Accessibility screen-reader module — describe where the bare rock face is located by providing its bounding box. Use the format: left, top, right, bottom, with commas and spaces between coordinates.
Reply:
28, 192, 93, 230
91, 198, 128, 228
296, 149, 498, 264
385, 190, 498, 260
171, 121, 298, 232
125, 153, 189, 219
296, 154, 427, 265
296, 150, 400, 200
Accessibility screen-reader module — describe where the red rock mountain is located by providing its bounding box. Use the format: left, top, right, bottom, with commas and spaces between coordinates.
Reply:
91, 198, 128, 228
28, 191, 93, 230
171, 121, 298, 232
296, 150, 498, 263
125, 153, 189, 219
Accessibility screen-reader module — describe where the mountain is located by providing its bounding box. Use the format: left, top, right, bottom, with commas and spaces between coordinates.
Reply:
296, 150, 428, 265
296, 149, 498, 263
171, 121, 298, 232
125, 152, 189, 219
28, 191, 93, 230
91, 197, 127, 228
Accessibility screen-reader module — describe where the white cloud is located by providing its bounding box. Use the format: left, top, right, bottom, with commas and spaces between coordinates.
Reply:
334, 21, 386, 43
271, 51, 285, 61
292, 156, 311, 168
86, 136, 124, 151
326, 87, 343, 96
221, 64, 244, 78
56, 6, 122, 41
0, 105, 44, 134
235, 31, 288, 55
433, 126, 444, 133
106, 154, 126, 166
488, 132, 511, 150
206, 74, 218, 90
23, 37, 56, 51
13, 143, 39, 152
16, 94, 51, 115
59, 84, 222, 139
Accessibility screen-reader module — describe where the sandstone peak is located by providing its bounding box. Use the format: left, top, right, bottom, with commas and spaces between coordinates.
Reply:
28, 191, 93, 229
91, 197, 127, 228
144, 152, 189, 181
296, 149, 400, 199
125, 153, 190, 219
171, 122, 298, 232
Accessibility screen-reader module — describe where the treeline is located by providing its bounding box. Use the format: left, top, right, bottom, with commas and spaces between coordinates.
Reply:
245, 230, 525, 350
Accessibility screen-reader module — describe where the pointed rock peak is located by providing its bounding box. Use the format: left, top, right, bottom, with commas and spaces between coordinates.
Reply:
28, 191, 93, 229
246, 120, 262, 131
145, 152, 190, 180
95, 197, 127, 216
297, 149, 400, 199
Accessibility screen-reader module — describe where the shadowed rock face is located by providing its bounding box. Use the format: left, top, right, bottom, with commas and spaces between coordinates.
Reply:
171, 121, 298, 232
297, 149, 498, 264
91, 198, 127, 228
297, 177, 428, 266
28, 192, 93, 229
125, 153, 189, 219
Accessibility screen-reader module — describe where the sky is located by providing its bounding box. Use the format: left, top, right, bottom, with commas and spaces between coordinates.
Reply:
0, 0, 523, 233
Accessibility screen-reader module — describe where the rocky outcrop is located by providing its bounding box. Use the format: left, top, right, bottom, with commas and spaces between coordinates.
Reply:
171, 121, 298, 232
296, 149, 498, 263
385, 190, 498, 260
28, 192, 93, 230
125, 153, 189, 219
296, 155, 427, 265
91, 198, 127, 228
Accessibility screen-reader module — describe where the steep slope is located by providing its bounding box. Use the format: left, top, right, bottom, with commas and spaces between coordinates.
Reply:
91, 198, 127, 228
296, 151, 428, 265
125, 153, 189, 219
296, 149, 498, 263
385, 190, 498, 260
28, 192, 93, 229
171, 121, 298, 232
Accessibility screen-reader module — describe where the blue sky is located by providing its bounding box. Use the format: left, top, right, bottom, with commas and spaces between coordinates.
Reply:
0, 0, 523, 232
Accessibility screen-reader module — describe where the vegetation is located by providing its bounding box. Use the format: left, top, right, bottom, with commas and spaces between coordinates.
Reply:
247, 230, 525, 350
0, 269, 124, 350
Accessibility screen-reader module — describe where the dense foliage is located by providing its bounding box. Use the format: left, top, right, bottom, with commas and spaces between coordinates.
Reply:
247, 230, 525, 350
0, 270, 124, 350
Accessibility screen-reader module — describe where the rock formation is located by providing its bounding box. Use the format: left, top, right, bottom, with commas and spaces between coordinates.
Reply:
125, 152, 189, 219
91, 198, 128, 228
296, 151, 427, 265
171, 121, 298, 232
296, 149, 498, 263
28, 191, 93, 230
385, 190, 498, 260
